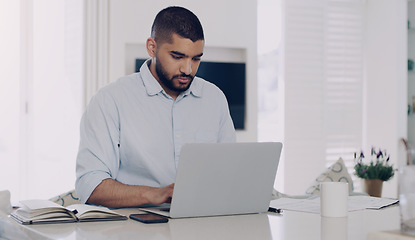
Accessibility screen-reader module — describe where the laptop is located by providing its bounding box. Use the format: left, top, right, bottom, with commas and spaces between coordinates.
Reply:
141, 142, 283, 218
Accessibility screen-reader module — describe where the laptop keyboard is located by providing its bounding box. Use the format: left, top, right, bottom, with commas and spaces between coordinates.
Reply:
159, 208, 170, 212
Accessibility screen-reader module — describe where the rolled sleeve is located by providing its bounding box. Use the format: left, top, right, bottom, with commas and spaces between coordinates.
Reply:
75, 88, 121, 203
75, 170, 111, 204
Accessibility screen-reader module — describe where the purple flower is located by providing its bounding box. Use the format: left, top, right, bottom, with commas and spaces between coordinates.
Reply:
377, 150, 383, 159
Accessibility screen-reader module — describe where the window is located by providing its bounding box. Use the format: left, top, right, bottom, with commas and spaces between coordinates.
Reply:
257, 0, 363, 194
0, 0, 83, 203
281, 0, 364, 194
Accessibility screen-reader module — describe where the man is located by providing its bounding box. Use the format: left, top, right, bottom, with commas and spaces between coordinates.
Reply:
75, 6, 236, 208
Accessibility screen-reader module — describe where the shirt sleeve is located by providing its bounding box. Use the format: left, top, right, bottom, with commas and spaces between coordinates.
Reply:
75, 89, 121, 203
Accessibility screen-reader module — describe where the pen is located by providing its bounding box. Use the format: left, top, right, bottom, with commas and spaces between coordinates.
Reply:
268, 207, 282, 214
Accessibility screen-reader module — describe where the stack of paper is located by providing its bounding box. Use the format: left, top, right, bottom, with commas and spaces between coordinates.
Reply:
269, 195, 399, 214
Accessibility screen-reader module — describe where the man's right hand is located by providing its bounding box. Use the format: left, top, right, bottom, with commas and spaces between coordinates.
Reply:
143, 183, 174, 205
87, 179, 175, 208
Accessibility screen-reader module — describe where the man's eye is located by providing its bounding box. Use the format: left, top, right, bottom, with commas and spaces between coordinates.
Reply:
193, 58, 201, 62
172, 55, 182, 59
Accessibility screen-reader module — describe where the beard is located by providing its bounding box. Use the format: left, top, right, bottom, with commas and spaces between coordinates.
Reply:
155, 59, 194, 94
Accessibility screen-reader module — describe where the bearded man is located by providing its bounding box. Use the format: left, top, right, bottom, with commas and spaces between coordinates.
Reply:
75, 6, 236, 208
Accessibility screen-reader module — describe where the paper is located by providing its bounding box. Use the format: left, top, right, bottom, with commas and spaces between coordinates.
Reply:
269, 195, 399, 214
348, 196, 399, 210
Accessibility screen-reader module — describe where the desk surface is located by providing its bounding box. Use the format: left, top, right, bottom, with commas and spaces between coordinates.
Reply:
0, 206, 403, 240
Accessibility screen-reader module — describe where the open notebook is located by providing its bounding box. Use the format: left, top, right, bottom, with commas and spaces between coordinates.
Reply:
11, 199, 127, 224
142, 142, 283, 218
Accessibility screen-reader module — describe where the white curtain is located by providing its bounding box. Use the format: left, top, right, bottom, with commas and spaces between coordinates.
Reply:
282, 0, 365, 194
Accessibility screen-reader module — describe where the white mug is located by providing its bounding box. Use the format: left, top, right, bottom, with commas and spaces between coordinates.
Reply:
0, 190, 12, 215
320, 182, 348, 217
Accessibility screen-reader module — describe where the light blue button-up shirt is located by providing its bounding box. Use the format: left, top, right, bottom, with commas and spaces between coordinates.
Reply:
75, 60, 236, 203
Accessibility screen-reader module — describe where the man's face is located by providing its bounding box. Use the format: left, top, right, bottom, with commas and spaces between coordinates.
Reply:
152, 33, 204, 97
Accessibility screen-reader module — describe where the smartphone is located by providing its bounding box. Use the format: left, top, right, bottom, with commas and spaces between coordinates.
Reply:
129, 213, 169, 224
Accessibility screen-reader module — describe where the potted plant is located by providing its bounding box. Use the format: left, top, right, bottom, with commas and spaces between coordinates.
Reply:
354, 147, 395, 197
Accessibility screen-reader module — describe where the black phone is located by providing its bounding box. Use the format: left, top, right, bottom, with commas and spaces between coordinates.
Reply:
129, 213, 169, 224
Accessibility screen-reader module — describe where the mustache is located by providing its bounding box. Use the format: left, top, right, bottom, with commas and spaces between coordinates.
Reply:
172, 74, 194, 80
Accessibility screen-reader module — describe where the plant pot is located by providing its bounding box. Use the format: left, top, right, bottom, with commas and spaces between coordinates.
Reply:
364, 179, 383, 197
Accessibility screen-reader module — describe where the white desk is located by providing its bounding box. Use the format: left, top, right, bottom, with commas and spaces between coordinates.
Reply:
0, 206, 404, 240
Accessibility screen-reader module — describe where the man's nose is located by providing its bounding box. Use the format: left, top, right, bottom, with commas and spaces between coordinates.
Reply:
180, 59, 192, 75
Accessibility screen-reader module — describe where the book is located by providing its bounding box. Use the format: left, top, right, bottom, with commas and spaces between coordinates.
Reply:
10, 199, 128, 225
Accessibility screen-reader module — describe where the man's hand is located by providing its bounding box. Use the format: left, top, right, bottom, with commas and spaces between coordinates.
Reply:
87, 179, 175, 208
144, 183, 174, 205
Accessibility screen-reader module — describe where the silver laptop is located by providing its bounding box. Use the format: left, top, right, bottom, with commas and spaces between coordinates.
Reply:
142, 142, 282, 218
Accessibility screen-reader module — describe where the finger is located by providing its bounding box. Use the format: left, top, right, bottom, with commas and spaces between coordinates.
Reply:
166, 187, 174, 196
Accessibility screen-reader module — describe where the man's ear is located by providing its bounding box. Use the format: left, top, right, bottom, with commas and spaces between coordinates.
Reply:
146, 38, 157, 58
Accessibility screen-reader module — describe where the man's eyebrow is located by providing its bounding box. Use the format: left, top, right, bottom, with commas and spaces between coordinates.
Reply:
194, 53, 203, 58
170, 51, 203, 58
170, 51, 186, 57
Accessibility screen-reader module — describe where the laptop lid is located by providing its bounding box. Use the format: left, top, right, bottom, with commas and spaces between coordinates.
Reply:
161, 142, 282, 218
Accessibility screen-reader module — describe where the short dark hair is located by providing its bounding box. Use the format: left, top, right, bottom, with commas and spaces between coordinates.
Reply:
151, 6, 204, 44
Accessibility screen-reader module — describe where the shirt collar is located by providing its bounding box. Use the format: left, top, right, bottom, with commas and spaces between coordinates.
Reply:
140, 59, 163, 96
140, 59, 203, 98
185, 77, 202, 98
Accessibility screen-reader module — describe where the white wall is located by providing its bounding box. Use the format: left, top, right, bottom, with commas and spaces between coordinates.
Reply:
108, 0, 258, 142
365, 0, 407, 198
